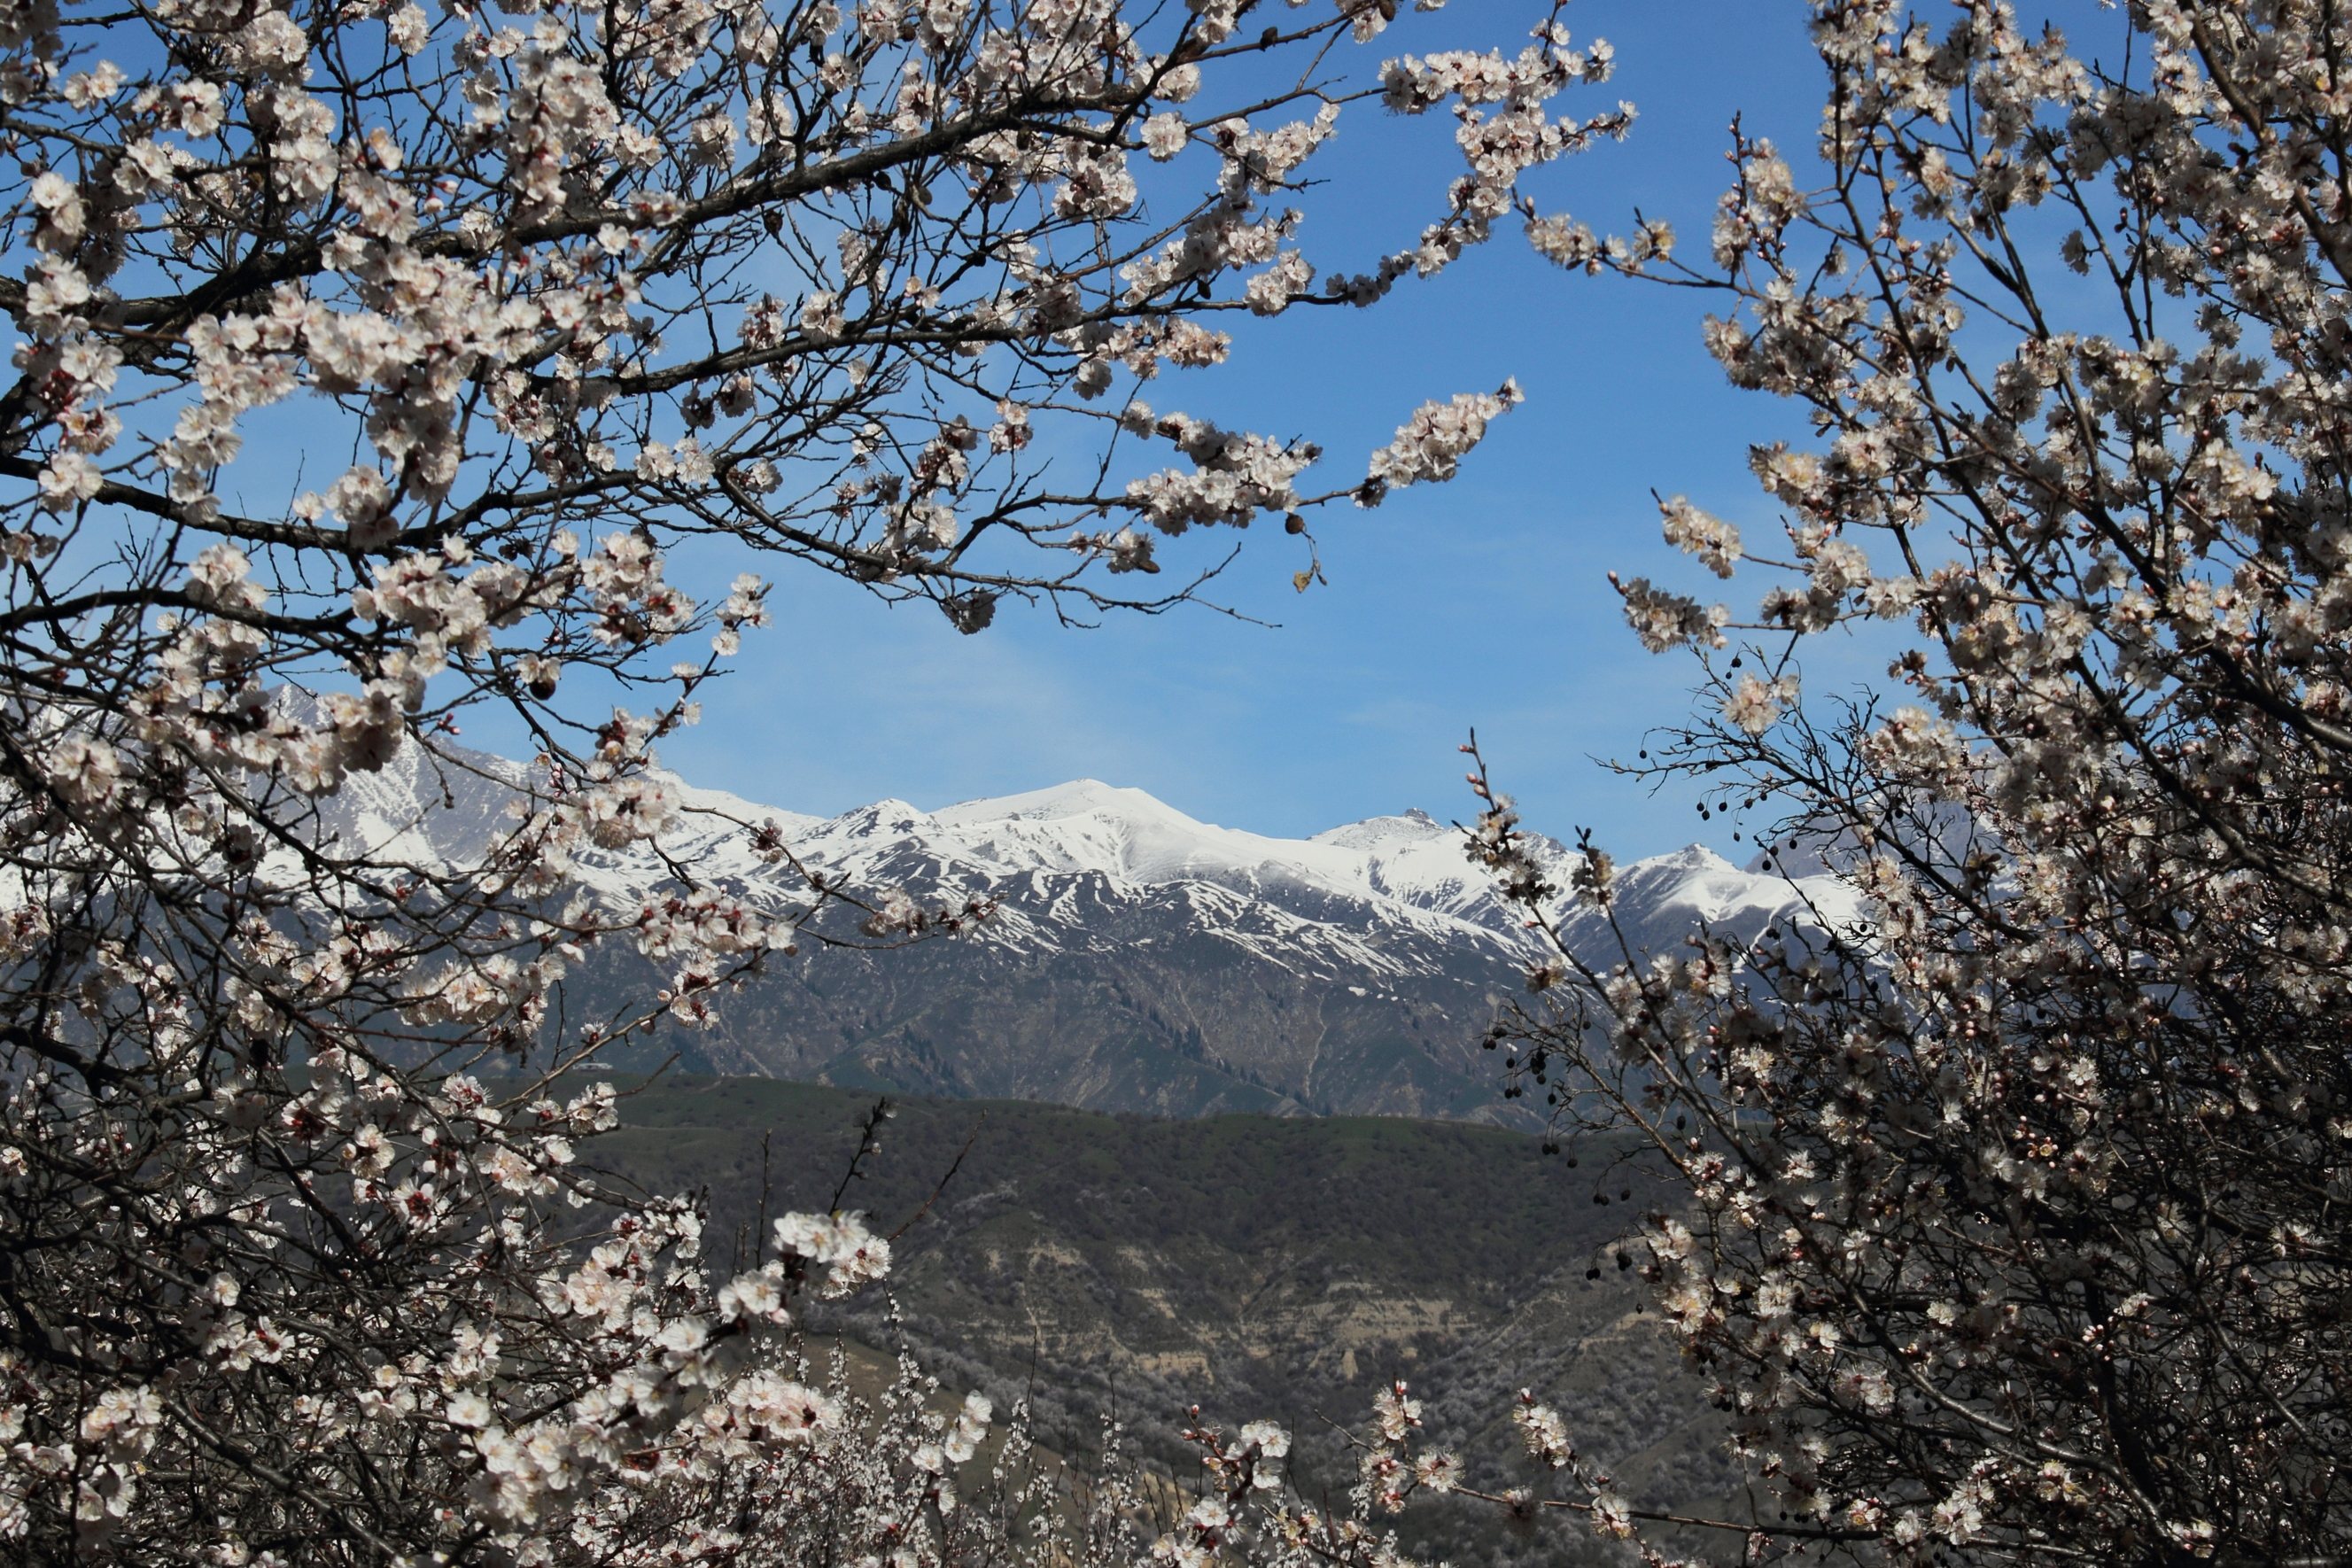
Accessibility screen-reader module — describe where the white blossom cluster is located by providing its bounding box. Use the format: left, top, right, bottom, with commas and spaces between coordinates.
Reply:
1365, 27, 1635, 291
1362, 380, 1523, 501
1458, 3, 2352, 1564
0, 1022, 1022, 1561
1140, 1377, 1657, 1566
1123, 410, 1323, 532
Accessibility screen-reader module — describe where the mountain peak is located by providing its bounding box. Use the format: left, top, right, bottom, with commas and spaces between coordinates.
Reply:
932, 779, 1192, 829
1643, 843, 1739, 873
836, 798, 935, 835
1309, 809, 1450, 850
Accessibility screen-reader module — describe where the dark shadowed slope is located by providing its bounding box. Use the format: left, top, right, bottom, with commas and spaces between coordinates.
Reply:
591, 1076, 1737, 1568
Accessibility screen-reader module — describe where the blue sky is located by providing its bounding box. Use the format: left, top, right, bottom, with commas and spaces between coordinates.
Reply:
659, 0, 1844, 858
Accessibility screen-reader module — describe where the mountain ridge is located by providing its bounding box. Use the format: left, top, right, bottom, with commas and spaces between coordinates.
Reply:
315, 736, 1864, 1121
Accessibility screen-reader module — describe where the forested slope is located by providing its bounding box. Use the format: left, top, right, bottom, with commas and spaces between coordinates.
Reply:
591, 1076, 1737, 1565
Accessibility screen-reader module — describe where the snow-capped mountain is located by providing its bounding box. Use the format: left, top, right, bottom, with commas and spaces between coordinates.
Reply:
319, 743, 1862, 1123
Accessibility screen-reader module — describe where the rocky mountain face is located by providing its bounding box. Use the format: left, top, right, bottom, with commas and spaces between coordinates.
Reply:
322, 740, 1862, 1122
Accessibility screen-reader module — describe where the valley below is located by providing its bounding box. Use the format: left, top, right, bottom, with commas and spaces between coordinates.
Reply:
592, 1076, 1743, 1567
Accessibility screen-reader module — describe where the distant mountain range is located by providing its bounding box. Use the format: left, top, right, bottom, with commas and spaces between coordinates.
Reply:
319, 737, 1864, 1122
